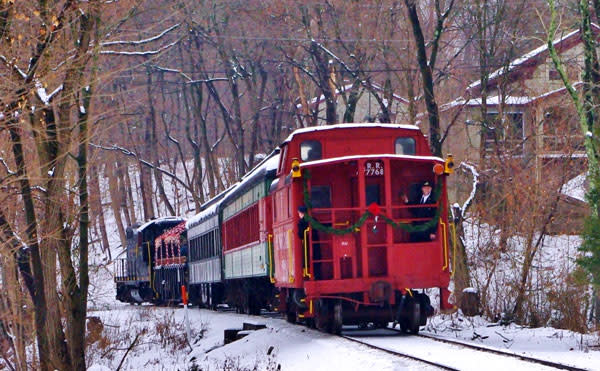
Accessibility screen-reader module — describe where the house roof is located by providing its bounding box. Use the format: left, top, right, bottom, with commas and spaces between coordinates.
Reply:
467, 23, 600, 94
441, 81, 584, 112
441, 96, 533, 110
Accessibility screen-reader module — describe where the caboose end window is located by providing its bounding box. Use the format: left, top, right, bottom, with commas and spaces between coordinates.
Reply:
300, 140, 322, 161
395, 137, 416, 155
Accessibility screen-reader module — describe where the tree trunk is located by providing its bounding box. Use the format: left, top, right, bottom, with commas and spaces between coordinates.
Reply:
404, 0, 453, 157
145, 68, 175, 216
89, 161, 111, 257
115, 159, 132, 227
7, 121, 51, 370
140, 122, 156, 220
107, 159, 128, 247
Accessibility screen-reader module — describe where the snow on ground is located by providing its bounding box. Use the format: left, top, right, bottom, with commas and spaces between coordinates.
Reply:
84, 217, 600, 370
87, 305, 600, 370
424, 315, 599, 370
88, 306, 430, 370
82, 162, 600, 370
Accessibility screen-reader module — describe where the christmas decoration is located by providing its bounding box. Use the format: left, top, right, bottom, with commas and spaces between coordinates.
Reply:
302, 170, 442, 235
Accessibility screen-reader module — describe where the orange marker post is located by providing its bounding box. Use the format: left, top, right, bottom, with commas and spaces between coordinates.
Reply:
181, 285, 191, 349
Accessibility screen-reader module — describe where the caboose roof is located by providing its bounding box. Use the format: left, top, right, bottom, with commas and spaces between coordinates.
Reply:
281, 123, 420, 145
299, 153, 445, 168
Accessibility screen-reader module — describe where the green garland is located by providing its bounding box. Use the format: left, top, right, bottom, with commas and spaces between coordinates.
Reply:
302, 169, 442, 235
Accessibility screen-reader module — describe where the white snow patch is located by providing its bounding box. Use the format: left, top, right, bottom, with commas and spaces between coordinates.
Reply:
35, 81, 50, 105
442, 96, 532, 110
562, 173, 586, 202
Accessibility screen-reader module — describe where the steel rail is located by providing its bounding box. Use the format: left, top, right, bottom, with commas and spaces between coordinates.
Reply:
414, 331, 590, 371
340, 334, 457, 370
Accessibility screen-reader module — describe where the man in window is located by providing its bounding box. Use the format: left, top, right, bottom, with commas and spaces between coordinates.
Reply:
402, 181, 437, 242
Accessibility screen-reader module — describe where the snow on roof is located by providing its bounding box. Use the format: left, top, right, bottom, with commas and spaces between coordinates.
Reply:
238, 150, 280, 182
299, 153, 444, 168
137, 216, 185, 232
221, 151, 280, 206
442, 82, 585, 112
562, 173, 586, 202
282, 123, 420, 145
532, 81, 583, 102
467, 28, 582, 92
185, 195, 227, 229
442, 95, 532, 110
187, 152, 280, 228
467, 24, 600, 93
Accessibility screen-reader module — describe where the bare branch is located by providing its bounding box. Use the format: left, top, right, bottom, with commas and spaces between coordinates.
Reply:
101, 24, 180, 46
100, 38, 182, 56
90, 142, 196, 196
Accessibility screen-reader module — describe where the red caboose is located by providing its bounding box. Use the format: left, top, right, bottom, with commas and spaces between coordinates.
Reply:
271, 124, 453, 334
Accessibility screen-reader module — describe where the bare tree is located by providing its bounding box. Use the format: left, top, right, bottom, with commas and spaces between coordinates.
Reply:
404, 0, 456, 156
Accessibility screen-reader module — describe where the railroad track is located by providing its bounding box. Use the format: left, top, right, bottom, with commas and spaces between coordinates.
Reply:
415, 331, 589, 371
341, 327, 590, 371
341, 333, 457, 370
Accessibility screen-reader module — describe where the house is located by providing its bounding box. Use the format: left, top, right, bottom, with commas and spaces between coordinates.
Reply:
296, 81, 411, 126
437, 25, 594, 233
441, 25, 593, 181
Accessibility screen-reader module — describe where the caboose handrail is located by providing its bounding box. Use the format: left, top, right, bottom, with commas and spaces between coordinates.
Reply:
441, 219, 449, 270
303, 227, 312, 279
268, 234, 275, 283
450, 222, 457, 277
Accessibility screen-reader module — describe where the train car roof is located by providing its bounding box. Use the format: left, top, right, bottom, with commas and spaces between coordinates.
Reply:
220, 150, 280, 207
186, 184, 237, 229
281, 123, 420, 145
186, 201, 220, 229
298, 153, 445, 169
186, 150, 280, 228
136, 216, 185, 233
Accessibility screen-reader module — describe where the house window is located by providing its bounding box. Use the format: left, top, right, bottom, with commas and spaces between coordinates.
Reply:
395, 137, 416, 155
300, 140, 322, 161
542, 107, 584, 152
483, 112, 524, 155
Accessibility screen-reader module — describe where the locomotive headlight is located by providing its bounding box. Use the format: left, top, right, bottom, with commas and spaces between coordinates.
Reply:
291, 158, 302, 178
444, 154, 454, 174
